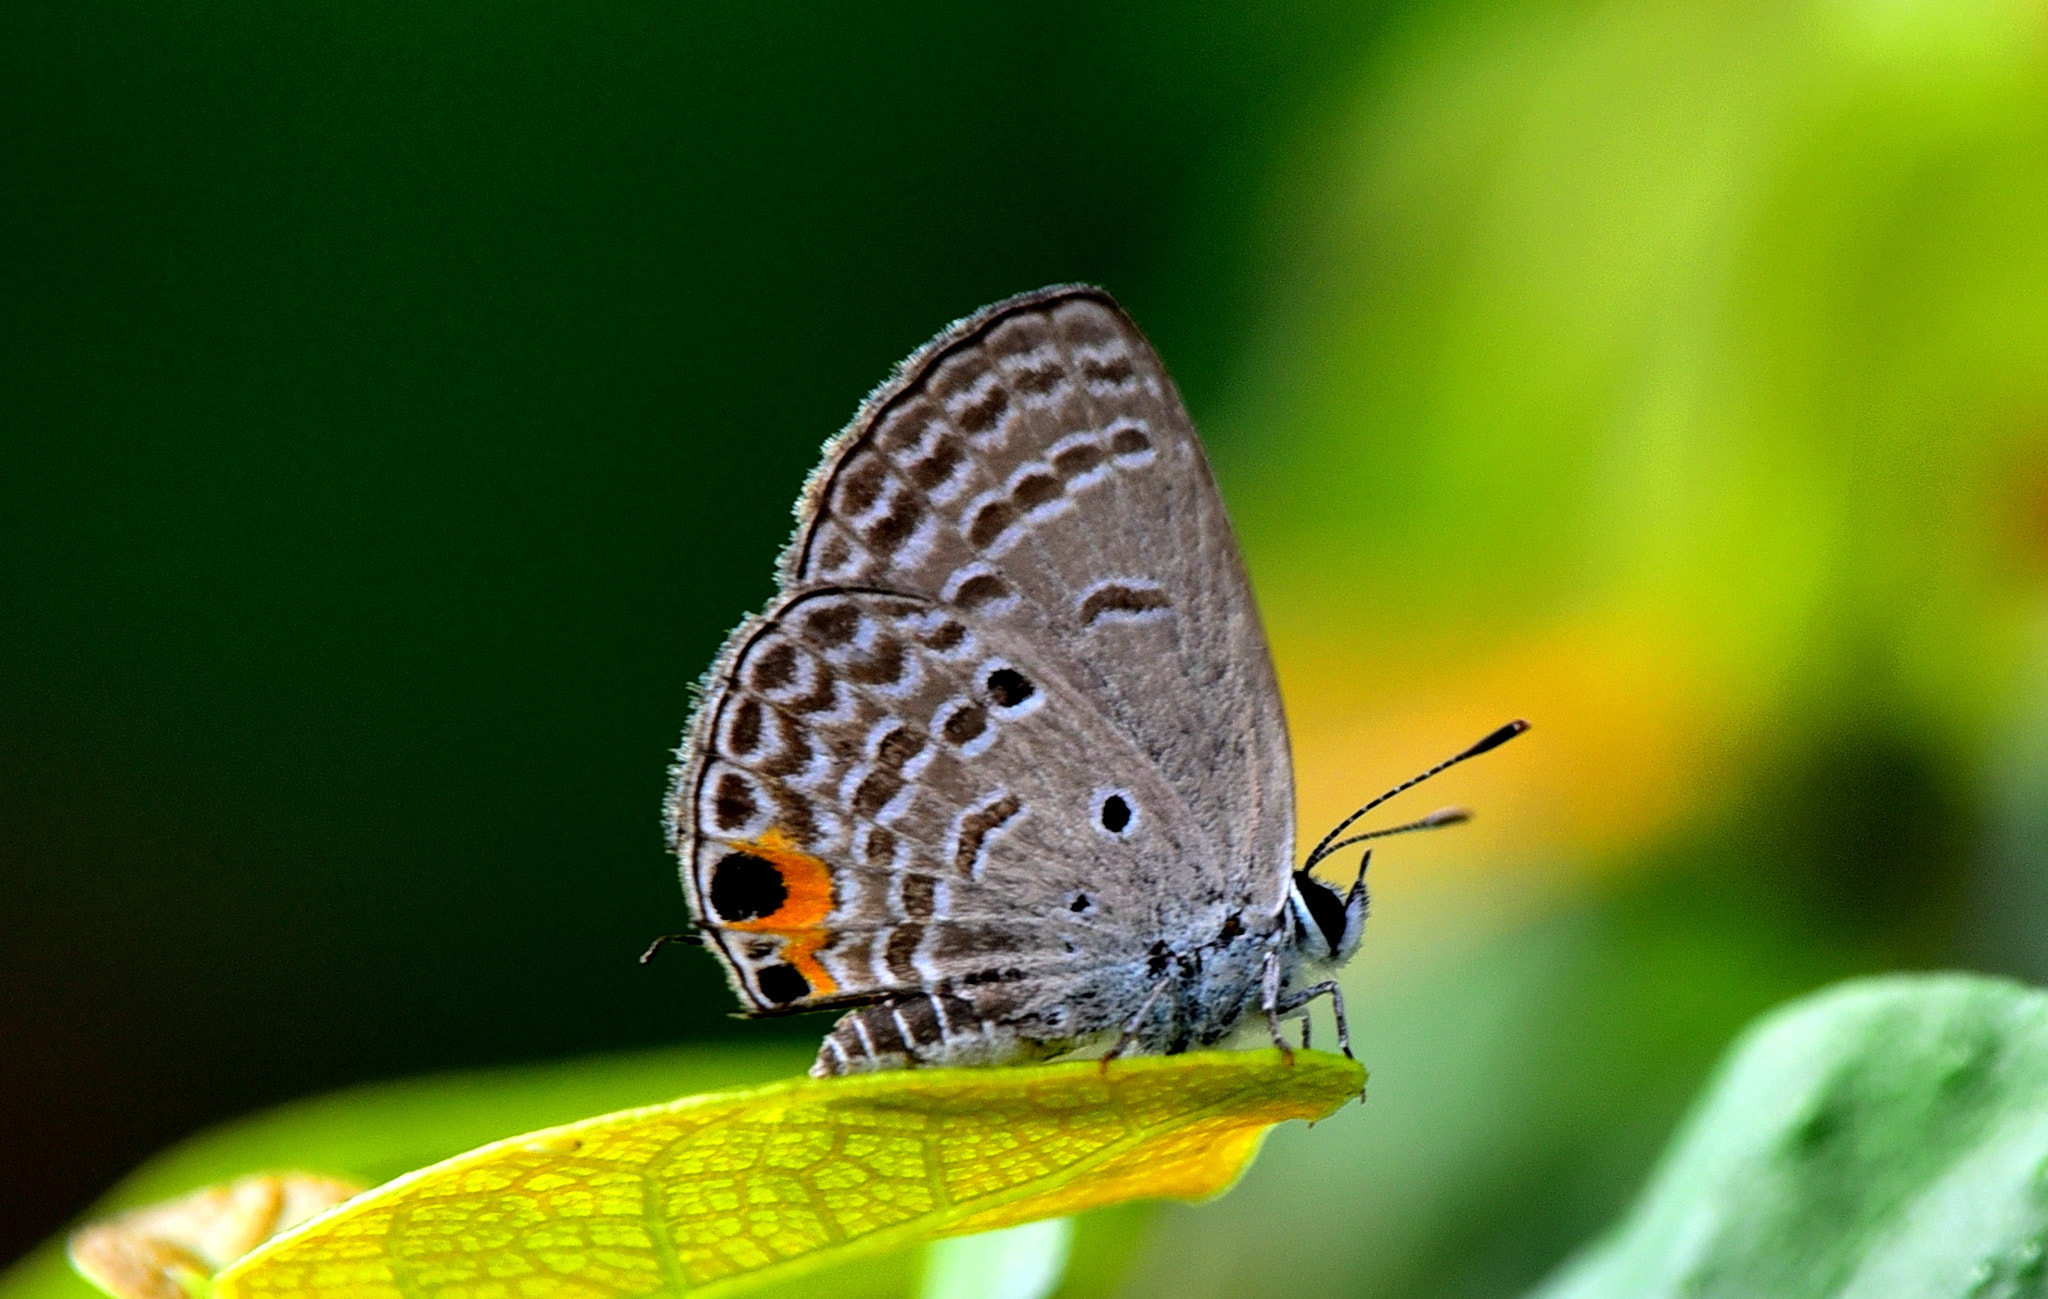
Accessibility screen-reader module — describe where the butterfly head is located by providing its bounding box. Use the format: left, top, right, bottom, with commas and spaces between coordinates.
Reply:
1286, 854, 1369, 968
1282, 720, 1532, 970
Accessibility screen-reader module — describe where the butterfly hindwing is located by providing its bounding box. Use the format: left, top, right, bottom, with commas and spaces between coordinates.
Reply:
679, 588, 1210, 1015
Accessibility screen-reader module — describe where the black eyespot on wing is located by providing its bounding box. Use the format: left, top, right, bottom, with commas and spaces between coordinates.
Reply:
755, 962, 809, 1004
1293, 870, 1349, 953
711, 852, 787, 921
1100, 795, 1132, 834
1069, 892, 1091, 913
985, 667, 1033, 707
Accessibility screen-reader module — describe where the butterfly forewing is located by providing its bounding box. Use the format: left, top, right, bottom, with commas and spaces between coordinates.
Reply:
669, 286, 1294, 1037
789, 289, 1293, 885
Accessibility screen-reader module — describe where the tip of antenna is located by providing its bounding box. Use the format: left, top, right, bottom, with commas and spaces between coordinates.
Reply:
1461, 719, 1530, 760
1421, 806, 1472, 827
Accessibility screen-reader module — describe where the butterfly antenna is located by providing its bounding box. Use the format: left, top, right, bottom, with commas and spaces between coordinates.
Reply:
1314, 806, 1469, 861
1302, 719, 1529, 870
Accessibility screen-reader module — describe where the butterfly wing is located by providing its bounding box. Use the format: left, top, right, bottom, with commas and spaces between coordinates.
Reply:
783, 287, 1293, 886
668, 287, 1293, 1038
677, 588, 1216, 1016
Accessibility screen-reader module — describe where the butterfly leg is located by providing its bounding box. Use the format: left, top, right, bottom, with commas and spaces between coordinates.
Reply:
1259, 952, 1298, 1067
1275, 980, 1353, 1060
1098, 972, 1176, 1072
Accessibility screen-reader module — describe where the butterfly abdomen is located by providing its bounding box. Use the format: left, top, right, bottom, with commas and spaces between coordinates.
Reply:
811, 992, 1067, 1077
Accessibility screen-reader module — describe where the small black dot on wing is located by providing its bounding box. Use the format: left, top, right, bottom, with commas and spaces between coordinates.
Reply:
1100, 795, 1132, 833
985, 667, 1033, 707
1092, 788, 1140, 839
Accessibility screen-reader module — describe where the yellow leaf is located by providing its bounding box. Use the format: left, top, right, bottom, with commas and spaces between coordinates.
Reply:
213, 1049, 1361, 1299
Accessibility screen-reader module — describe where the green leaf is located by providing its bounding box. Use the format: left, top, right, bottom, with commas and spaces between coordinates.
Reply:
1531, 973, 2048, 1299
28, 1049, 1343, 1299
210, 1049, 1356, 1299
4, 1046, 814, 1299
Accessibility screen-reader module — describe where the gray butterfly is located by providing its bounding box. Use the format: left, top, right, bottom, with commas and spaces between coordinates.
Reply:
660, 285, 1523, 1077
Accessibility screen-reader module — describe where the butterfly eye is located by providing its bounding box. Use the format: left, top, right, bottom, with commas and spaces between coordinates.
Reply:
1292, 870, 1349, 955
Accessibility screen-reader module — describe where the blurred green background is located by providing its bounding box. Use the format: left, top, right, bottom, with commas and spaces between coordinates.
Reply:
6, 0, 2048, 1295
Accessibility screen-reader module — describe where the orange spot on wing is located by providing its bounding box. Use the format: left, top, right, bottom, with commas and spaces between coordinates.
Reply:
727, 828, 833, 929
779, 930, 836, 998
726, 827, 839, 996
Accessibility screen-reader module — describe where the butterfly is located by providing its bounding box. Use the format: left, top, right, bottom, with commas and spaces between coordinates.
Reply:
656, 285, 1524, 1077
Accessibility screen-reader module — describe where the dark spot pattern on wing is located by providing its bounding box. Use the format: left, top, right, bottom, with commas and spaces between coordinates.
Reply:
755, 963, 809, 1004
985, 668, 1034, 707
710, 851, 786, 921
1079, 583, 1171, 626
953, 793, 1022, 875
